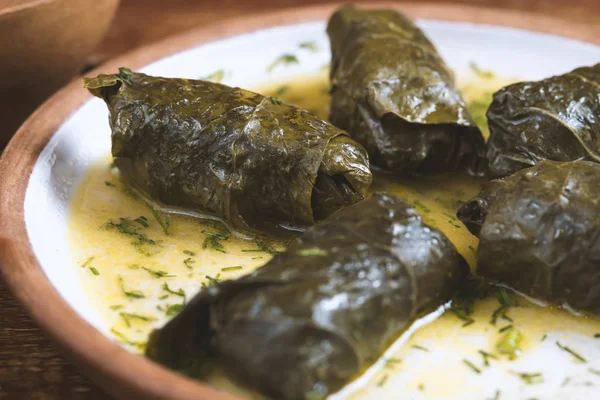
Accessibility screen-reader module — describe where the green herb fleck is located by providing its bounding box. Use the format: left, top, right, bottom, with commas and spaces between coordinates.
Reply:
221, 266, 243, 272
267, 53, 299, 72
463, 359, 481, 374
270, 96, 283, 105
203, 274, 222, 287
468, 245, 477, 254
118, 275, 144, 299
109, 305, 123, 310
490, 390, 500, 400
499, 324, 513, 333
151, 208, 170, 235
241, 248, 263, 253
448, 219, 461, 228
119, 312, 157, 327
162, 282, 186, 300
299, 41, 318, 52
377, 374, 389, 387
165, 303, 184, 316
541, 333, 548, 341
202, 230, 228, 253
119, 67, 133, 75
89, 267, 100, 276
158, 294, 168, 300
411, 344, 429, 352
418, 383, 425, 391
451, 308, 475, 327
81, 256, 95, 268
383, 357, 401, 368
104, 181, 116, 187
252, 256, 263, 260
142, 266, 174, 278
203, 69, 225, 82
134, 216, 149, 228
497, 327, 523, 360
556, 341, 587, 363
296, 247, 328, 257
183, 250, 196, 256
201, 230, 228, 239
478, 350, 498, 366
110, 328, 146, 350
183, 258, 196, 269
105, 217, 157, 252
512, 371, 544, 385
413, 200, 430, 214
470, 62, 495, 79
589, 368, 600, 375
594, 333, 600, 338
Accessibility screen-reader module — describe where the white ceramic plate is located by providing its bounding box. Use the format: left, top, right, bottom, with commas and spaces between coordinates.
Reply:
19, 15, 600, 400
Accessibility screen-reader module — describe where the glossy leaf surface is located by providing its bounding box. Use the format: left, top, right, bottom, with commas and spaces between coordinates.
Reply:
84, 69, 372, 236
327, 5, 485, 174
486, 63, 600, 177
147, 193, 469, 400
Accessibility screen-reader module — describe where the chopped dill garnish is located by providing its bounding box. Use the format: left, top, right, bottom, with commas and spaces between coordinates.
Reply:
89, 267, 100, 276
202, 230, 228, 253
110, 328, 146, 350
105, 218, 157, 254
463, 359, 481, 374
413, 200, 430, 214
299, 41, 318, 52
270, 96, 283, 105
203, 69, 225, 82
119, 312, 157, 327
418, 383, 425, 391
470, 62, 495, 79
255, 237, 286, 255
499, 324, 513, 333
252, 256, 263, 260
142, 266, 174, 278
448, 219, 461, 228
183, 257, 196, 269
201, 230, 228, 240
118, 275, 144, 299
81, 256, 95, 268
274, 85, 289, 96
497, 327, 523, 360
151, 208, 170, 235
556, 341, 587, 363
541, 333, 548, 341
377, 374, 389, 387
451, 308, 475, 327
165, 303, 184, 316
267, 53, 299, 72
411, 344, 429, 352
221, 266, 243, 272
478, 350, 498, 366
241, 249, 263, 253
104, 181, 116, 187
183, 249, 196, 256
296, 247, 328, 257
158, 294, 168, 300
594, 333, 600, 338
201, 274, 222, 289
589, 368, 600, 375
383, 357, 402, 368
512, 371, 544, 384
162, 282, 186, 300
562, 377, 572, 387
134, 216, 149, 228
109, 305, 123, 310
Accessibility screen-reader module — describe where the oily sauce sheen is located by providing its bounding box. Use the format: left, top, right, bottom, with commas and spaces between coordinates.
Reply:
69, 72, 600, 399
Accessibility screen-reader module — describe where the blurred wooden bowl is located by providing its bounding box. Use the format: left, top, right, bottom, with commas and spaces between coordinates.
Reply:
0, 0, 120, 149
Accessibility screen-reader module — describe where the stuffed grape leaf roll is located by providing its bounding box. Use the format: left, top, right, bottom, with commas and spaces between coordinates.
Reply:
146, 193, 469, 400
84, 68, 372, 236
327, 5, 485, 175
457, 160, 600, 314
487, 63, 600, 178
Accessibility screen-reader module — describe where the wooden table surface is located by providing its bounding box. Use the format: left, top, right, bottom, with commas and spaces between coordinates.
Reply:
0, 0, 598, 398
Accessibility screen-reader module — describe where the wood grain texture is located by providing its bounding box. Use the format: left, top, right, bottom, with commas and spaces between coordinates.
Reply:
1, 1, 599, 399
